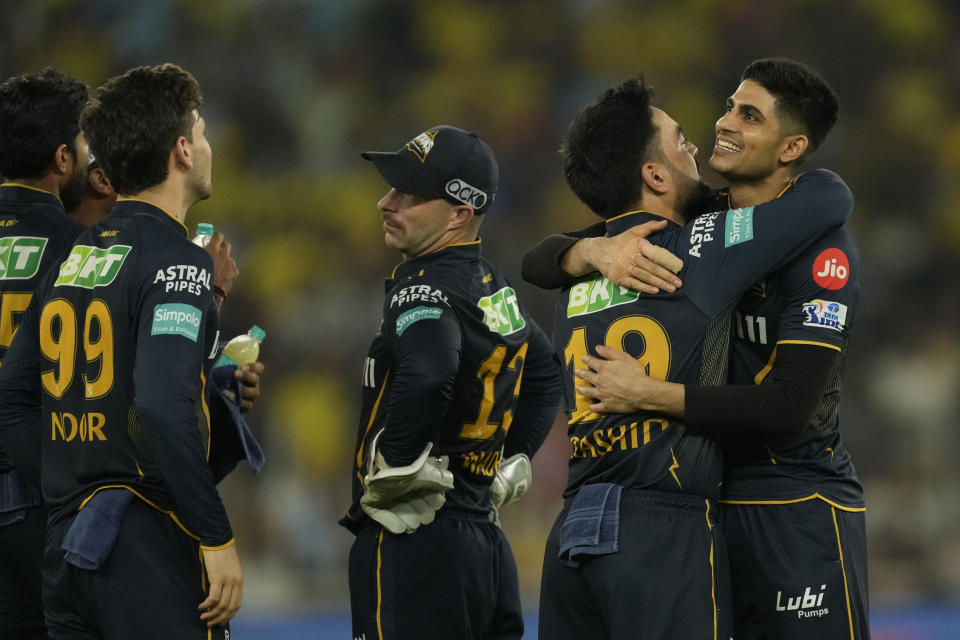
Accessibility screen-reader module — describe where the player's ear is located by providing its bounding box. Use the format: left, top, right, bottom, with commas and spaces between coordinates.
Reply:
779, 134, 808, 165
641, 162, 669, 196
448, 204, 475, 231
172, 135, 192, 171
89, 168, 114, 197
52, 143, 73, 176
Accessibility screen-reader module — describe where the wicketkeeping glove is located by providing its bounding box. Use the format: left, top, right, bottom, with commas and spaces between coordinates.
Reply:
360, 432, 455, 534
490, 453, 532, 510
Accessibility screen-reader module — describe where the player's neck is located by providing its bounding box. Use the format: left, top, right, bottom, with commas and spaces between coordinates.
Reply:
127, 180, 190, 224
7, 175, 61, 200
634, 195, 685, 226
726, 171, 794, 208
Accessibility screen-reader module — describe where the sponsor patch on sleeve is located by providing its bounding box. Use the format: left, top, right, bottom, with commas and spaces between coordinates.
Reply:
801, 299, 848, 332
724, 206, 755, 247
390, 284, 450, 309
395, 305, 443, 336
151, 303, 203, 341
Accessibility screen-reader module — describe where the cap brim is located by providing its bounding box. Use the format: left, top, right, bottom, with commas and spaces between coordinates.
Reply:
361, 151, 441, 199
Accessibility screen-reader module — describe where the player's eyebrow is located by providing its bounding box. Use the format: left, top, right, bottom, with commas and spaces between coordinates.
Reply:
727, 96, 765, 123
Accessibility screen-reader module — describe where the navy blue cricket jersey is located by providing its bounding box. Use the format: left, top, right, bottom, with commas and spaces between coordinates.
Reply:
721, 221, 864, 507
0, 183, 83, 472
0, 199, 233, 548
341, 240, 561, 533
553, 169, 852, 500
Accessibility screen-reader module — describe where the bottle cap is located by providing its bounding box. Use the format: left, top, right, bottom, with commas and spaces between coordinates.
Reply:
196, 223, 214, 236
248, 325, 266, 342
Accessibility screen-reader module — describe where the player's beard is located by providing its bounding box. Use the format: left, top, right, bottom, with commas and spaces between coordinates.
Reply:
60, 164, 87, 213
668, 164, 714, 224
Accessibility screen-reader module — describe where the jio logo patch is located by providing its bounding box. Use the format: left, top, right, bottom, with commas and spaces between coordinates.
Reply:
812, 248, 849, 290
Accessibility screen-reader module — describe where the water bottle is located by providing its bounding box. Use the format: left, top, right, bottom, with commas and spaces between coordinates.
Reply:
192, 223, 214, 247
215, 325, 266, 369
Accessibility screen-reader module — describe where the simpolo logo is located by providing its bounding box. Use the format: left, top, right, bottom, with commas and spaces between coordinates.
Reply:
478, 286, 526, 336
724, 206, 755, 247
395, 305, 443, 337
0, 236, 48, 280
55, 245, 132, 289
445, 179, 488, 210
151, 303, 202, 342
567, 277, 638, 318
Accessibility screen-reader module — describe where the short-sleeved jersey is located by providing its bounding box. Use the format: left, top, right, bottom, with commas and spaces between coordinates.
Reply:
0, 200, 233, 547
553, 169, 852, 500
0, 183, 83, 472
341, 241, 560, 532
722, 224, 864, 506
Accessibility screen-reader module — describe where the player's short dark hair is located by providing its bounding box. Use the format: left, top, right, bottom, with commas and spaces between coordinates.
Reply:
560, 77, 659, 218
0, 68, 88, 179
82, 63, 202, 196
741, 58, 838, 158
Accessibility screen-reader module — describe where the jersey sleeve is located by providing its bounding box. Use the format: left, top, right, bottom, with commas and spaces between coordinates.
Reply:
376, 277, 463, 467
132, 245, 233, 548
774, 227, 860, 351
680, 169, 853, 313
521, 220, 607, 290
502, 315, 562, 459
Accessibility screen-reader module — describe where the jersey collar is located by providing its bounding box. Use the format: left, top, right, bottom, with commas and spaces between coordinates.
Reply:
604, 210, 680, 236
389, 238, 482, 281
110, 199, 190, 236
0, 182, 64, 210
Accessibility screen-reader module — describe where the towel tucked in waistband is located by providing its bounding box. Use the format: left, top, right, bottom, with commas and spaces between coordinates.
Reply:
558, 483, 622, 565
62, 489, 135, 570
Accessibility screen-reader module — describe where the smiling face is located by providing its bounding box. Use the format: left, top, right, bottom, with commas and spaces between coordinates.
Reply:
708, 79, 792, 183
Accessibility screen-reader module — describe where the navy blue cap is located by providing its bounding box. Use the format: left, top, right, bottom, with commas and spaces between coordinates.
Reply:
362, 125, 498, 213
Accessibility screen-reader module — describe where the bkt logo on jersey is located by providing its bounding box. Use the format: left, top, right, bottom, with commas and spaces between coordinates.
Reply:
445, 179, 488, 210
802, 299, 848, 332
0, 236, 47, 280
567, 276, 638, 317
776, 584, 830, 620
55, 245, 132, 289
479, 286, 526, 336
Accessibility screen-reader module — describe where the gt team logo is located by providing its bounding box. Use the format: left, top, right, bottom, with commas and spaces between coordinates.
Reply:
151, 303, 202, 341
395, 305, 443, 336
724, 206, 755, 247
55, 245, 132, 289
406, 129, 438, 163
812, 248, 849, 290
0, 236, 47, 280
802, 299, 848, 332
567, 276, 638, 317
478, 286, 525, 336
775, 584, 829, 620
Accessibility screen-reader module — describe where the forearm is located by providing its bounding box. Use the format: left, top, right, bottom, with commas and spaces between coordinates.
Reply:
685, 343, 838, 435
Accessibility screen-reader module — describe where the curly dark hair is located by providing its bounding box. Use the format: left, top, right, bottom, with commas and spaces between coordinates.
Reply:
560, 77, 659, 218
81, 63, 202, 195
742, 58, 839, 159
0, 68, 88, 179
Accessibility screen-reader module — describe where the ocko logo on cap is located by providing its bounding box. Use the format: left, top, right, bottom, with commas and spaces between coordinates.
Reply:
445, 179, 488, 210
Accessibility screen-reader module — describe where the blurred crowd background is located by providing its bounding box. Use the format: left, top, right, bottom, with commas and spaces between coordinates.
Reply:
2, 0, 959, 628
